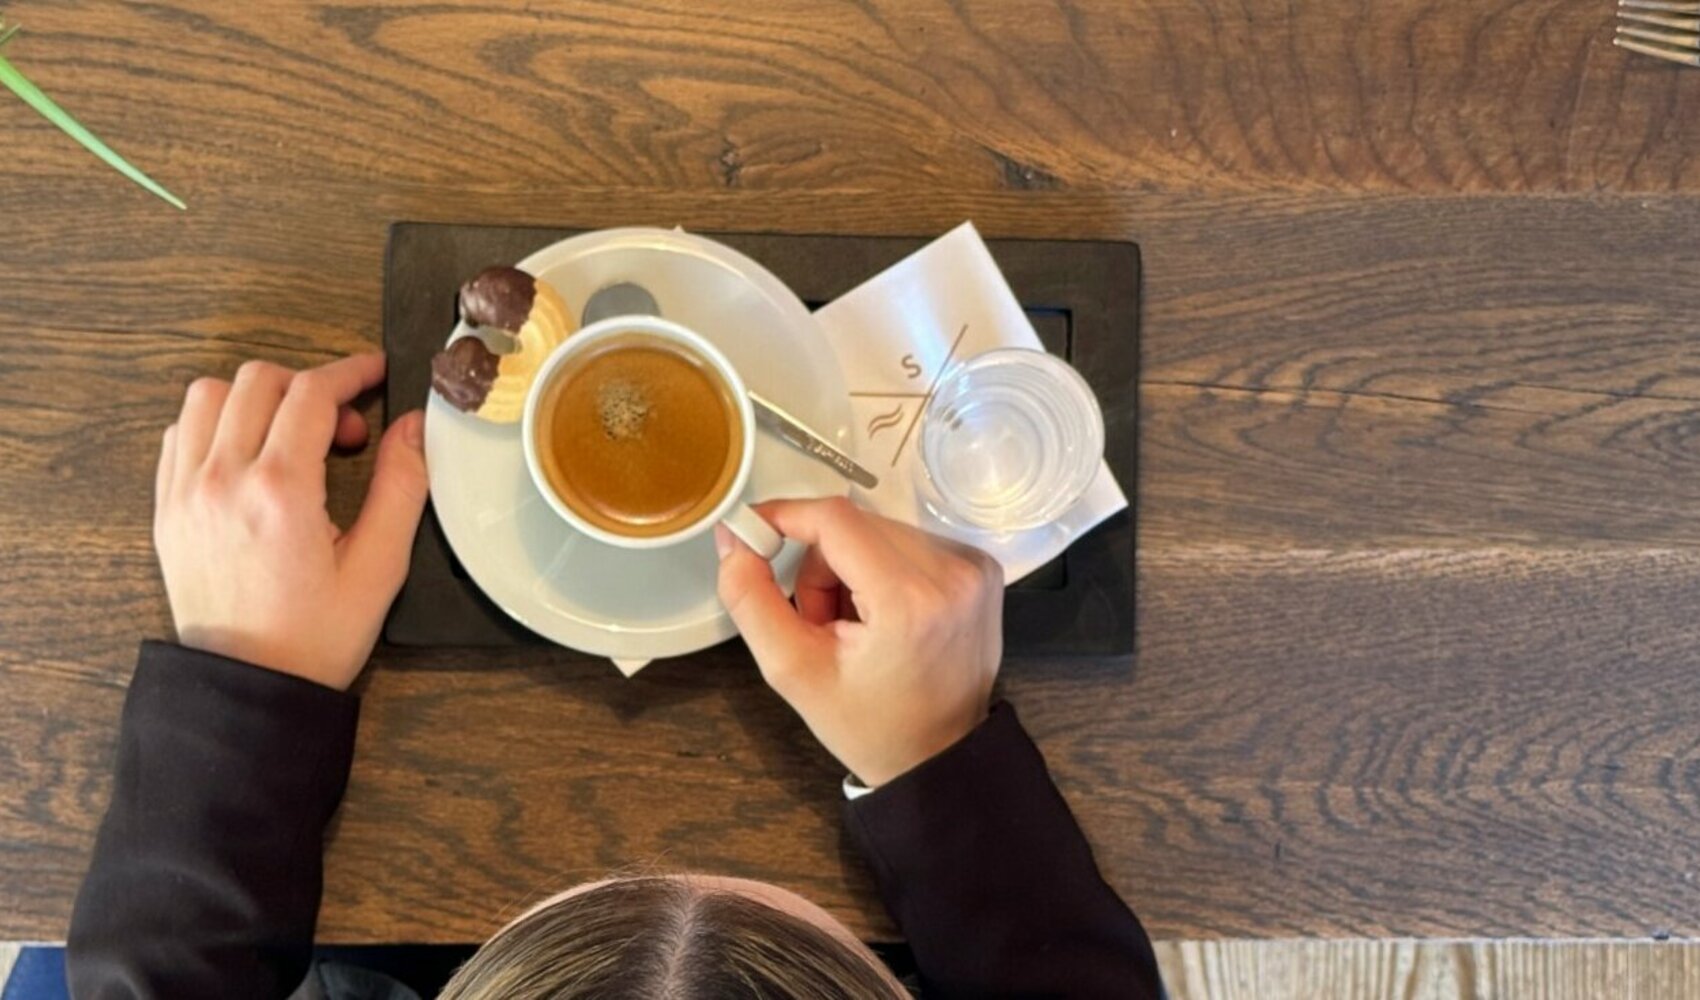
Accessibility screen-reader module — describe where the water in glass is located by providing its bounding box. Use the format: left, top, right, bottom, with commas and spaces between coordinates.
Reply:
919, 349, 1104, 533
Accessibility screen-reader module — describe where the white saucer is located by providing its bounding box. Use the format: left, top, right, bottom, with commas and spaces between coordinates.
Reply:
423, 228, 852, 669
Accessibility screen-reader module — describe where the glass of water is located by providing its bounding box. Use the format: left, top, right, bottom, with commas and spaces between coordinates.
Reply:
919, 348, 1105, 534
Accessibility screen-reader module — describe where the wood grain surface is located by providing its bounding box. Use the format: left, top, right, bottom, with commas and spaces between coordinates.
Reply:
3, 0, 1699, 949
1155, 940, 1700, 1000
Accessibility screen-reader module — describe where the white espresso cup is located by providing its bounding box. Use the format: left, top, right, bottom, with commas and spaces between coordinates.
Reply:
522, 315, 784, 559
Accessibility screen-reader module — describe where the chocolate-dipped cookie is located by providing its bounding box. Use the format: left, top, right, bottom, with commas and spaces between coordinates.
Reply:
429, 266, 575, 423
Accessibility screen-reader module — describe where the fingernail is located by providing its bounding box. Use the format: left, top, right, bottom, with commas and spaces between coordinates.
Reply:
403, 410, 424, 448
714, 523, 732, 559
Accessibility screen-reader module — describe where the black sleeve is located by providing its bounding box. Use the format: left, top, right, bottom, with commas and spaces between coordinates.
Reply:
845, 702, 1163, 999
67, 641, 361, 1000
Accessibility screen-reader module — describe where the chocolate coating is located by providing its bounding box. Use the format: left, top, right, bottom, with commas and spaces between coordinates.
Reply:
430, 335, 500, 412
458, 266, 537, 333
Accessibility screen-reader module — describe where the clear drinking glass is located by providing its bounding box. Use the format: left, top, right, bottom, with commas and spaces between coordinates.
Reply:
919, 348, 1105, 533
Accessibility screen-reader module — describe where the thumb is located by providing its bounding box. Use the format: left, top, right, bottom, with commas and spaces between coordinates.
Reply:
340, 409, 429, 602
716, 525, 831, 698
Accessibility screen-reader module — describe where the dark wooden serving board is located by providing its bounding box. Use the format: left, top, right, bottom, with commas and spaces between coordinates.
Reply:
382, 225, 1138, 659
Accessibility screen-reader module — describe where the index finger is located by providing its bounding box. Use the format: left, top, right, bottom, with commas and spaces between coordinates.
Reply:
754, 498, 908, 595
262, 353, 387, 463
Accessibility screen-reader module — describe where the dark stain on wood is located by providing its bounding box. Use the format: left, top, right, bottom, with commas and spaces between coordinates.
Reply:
987, 145, 1062, 190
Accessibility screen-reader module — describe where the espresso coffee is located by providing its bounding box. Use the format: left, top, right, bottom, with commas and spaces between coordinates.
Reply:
536, 334, 743, 538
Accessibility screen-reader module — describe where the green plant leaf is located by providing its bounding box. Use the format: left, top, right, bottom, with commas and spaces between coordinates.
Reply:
0, 26, 186, 210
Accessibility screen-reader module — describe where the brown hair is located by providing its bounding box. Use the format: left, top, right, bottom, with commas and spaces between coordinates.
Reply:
437, 876, 903, 998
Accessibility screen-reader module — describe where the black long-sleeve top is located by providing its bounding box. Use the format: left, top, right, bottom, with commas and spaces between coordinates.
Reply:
67, 641, 1162, 998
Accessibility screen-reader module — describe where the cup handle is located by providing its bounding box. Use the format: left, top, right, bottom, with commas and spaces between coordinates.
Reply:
722, 503, 783, 560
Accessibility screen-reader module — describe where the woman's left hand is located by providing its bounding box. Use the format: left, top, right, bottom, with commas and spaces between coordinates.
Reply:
153, 353, 429, 690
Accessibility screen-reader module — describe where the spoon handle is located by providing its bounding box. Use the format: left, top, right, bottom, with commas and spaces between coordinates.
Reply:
750, 391, 880, 490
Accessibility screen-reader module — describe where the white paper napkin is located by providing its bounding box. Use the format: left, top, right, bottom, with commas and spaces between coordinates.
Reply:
812, 221, 1128, 583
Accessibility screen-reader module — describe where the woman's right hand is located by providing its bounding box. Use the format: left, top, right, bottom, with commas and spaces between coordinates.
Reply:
715, 498, 1004, 788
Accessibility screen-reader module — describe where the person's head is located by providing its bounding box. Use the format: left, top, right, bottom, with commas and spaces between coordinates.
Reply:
438, 874, 908, 998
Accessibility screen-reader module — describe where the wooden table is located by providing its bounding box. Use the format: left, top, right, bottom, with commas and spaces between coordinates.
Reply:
3, 0, 1698, 947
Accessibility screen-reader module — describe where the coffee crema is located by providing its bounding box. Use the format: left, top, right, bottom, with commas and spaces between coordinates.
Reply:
536, 334, 743, 538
